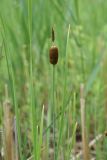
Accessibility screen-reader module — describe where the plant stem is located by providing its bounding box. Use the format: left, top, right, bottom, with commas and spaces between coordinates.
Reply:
52, 65, 56, 160
56, 25, 70, 159
80, 84, 90, 160
28, 1, 37, 160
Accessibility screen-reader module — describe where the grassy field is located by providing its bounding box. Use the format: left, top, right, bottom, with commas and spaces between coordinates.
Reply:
0, 0, 107, 160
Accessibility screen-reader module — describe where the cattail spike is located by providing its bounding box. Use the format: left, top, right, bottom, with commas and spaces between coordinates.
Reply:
49, 46, 58, 65
52, 27, 55, 42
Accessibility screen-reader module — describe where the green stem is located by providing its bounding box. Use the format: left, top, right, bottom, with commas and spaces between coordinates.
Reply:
52, 65, 56, 160
56, 25, 70, 159
80, 48, 85, 82
28, 1, 37, 160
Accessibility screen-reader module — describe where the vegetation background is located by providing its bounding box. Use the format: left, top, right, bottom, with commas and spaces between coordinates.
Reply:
0, 0, 107, 160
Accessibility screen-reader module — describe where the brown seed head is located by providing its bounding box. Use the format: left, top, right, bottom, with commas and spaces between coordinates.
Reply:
49, 45, 58, 65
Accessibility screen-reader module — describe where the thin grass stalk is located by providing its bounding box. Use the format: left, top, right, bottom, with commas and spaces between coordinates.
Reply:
28, 1, 37, 159
65, 93, 77, 159
46, 98, 51, 160
67, 122, 77, 159
56, 25, 70, 159
80, 84, 90, 160
3, 85, 14, 160
0, 88, 3, 159
80, 48, 85, 82
38, 105, 44, 160
0, 129, 3, 159
52, 65, 56, 160
72, 93, 76, 132
11, 68, 22, 160
14, 117, 19, 160
36, 126, 39, 160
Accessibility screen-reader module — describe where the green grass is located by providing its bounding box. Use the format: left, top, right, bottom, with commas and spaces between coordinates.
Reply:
0, 0, 107, 160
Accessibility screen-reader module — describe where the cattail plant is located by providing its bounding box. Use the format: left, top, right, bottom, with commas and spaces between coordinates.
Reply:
49, 27, 58, 65
49, 27, 58, 160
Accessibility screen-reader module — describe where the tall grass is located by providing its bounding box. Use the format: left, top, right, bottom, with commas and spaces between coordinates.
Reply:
0, 16, 23, 160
